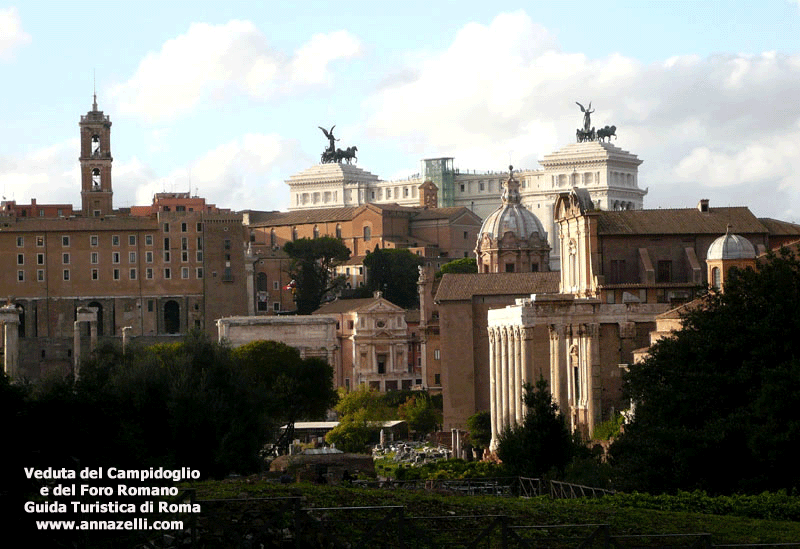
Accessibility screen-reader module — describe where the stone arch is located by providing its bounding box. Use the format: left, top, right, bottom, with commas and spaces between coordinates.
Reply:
164, 300, 180, 334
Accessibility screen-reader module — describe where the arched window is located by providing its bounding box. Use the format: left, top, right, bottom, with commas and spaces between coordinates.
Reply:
91, 135, 100, 155
92, 168, 101, 189
292, 227, 298, 241
164, 300, 180, 334
313, 225, 320, 239
363, 225, 371, 241
712, 267, 721, 289
335, 224, 342, 239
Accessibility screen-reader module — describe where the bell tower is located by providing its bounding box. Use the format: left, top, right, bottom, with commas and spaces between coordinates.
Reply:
80, 93, 113, 216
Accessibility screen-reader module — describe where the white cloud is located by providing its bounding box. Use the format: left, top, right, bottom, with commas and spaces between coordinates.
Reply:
109, 21, 361, 123
0, 139, 78, 205
0, 7, 31, 61
130, 133, 305, 212
363, 10, 800, 215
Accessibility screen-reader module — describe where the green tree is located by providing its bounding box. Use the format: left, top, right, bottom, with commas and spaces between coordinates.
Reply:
363, 245, 424, 308
610, 249, 800, 494
326, 386, 390, 452
436, 257, 478, 278
398, 393, 442, 437
232, 340, 337, 450
467, 410, 492, 451
284, 236, 350, 314
496, 376, 577, 477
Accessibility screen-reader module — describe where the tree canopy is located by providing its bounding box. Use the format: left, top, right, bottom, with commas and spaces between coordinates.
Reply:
496, 376, 578, 477
326, 386, 391, 453
362, 245, 424, 309
284, 236, 350, 314
7, 332, 337, 480
610, 249, 800, 494
437, 257, 478, 278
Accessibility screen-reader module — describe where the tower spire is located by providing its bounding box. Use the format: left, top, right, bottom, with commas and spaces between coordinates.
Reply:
92, 70, 97, 111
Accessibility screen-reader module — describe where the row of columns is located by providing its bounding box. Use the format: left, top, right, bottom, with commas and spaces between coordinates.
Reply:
488, 326, 532, 450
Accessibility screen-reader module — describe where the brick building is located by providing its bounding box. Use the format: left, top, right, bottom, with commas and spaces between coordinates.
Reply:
0, 98, 249, 379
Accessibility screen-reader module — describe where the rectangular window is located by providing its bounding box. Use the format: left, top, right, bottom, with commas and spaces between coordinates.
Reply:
610, 259, 626, 284
37, 269, 44, 282
16, 236, 23, 247
463, 231, 468, 239
129, 252, 136, 263
62, 253, 69, 265
62, 236, 70, 247
146, 268, 153, 279
435, 373, 441, 385
128, 235, 136, 246
182, 251, 188, 262
164, 268, 171, 279
196, 222, 203, 232
37, 253, 44, 265
17, 254, 23, 265
181, 237, 188, 250
479, 182, 485, 191
196, 267, 203, 279
63, 269, 70, 281
112, 252, 120, 264
164, 237, 170, 251
181, 222, 187, 232
434, 349, 440, 360
657, 260, 672, 283
273, 302, 280, 312
112, 235, 120, 246
129, 268, 137, 280
224, 239, 231, 250
147, 300, 154, 312
182, 267, 189, 279
163, 222, 170, 233
91, 269, 98, 280
36, 236, 44, 247
273, 281, 279, 290
113, 269, 120, 280
17, 270, 24, 282
90, 235, 98, 246
196, 251, 203, 262
223, 267, 233, 282
164, 251, 171, 262
90, 252, 98, 264
145, 251, 153, 263
196, 236, 203, 250
145, 234, 153, 246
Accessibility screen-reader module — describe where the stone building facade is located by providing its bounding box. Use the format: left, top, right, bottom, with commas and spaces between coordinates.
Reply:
286, 142, 647, 270
0, 99, 249, 379
313, 293, 422, 392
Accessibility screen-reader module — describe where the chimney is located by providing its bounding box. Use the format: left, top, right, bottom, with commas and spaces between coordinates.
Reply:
698, 199, 709, 213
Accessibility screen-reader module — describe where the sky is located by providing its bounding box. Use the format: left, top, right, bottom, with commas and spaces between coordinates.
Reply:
2, 1, 800, 221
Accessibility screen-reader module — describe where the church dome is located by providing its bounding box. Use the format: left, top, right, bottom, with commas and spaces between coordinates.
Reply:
478, 166, 547, 242
707, 230, 756, 260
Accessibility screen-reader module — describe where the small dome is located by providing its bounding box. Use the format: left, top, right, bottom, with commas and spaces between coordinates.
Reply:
707, 231, 756, 260
478, 166, 547, 241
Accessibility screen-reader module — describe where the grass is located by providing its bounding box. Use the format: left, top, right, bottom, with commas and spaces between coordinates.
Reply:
182, 477, 800, 545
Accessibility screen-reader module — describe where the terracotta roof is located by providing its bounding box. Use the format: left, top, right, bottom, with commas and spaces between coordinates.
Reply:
597, 207, 767, 236
412, 207, 480, 222
248, 207, 361, 227
758, 218, 800, 237
435, 271, 560, 301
